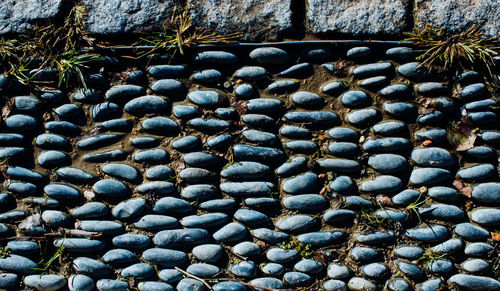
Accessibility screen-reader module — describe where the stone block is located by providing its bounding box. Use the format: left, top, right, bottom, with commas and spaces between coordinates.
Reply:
0, 0, 62, 34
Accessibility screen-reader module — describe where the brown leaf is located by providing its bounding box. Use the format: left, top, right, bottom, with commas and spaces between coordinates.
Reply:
422, 139, 433, 146
313, 251, 329, 266
448, 116, 477, 151
334, 60, 355, 77
492, 233, 500, 241
376, 195, 394, 207
453, 180, 472, 197
2, 99, 14, 119
232, 100, 247, 115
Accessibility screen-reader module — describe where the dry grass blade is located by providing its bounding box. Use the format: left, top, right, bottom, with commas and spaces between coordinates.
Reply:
405, 25, 500, 76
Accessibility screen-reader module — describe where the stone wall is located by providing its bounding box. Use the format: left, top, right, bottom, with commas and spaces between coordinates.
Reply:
0, 0, 498, 40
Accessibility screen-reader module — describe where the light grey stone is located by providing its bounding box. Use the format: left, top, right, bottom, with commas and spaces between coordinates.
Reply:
83, 0, 180, 35
0, 0, 62, 34
416, 0, 500, 38
306, 0, 410, 36
188, 0, 293, 41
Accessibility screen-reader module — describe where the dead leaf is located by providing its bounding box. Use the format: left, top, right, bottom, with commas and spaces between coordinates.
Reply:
376, 195, 394, 207
334, 60, 355, 77
313, 251, 329, 266
447, 116, 477, 151
453, 180, 472, 197
1, 99, 14, 119
492, 233, 500, 241
422, 139, 433, 146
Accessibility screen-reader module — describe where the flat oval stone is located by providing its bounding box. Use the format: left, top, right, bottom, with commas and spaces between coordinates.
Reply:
356, 231, 394, 245
461, 83, 488, 99
282, 172, 318, 194
96, 279, 128, 291
172, 136, 203, 152
112, 198, 146, 220
384, 102, 416, 117
464, 242, 494, 257
457, 164, 495, 181
179, 168, 215, 183
153, 229, 210, 247
231, 261, 256, 277
147, 65, 184, 78
249, 47, 290, 64
283, 271, 311, 286
415, 128, 447, 144
199, 199, 236, 211
428, 186, 458, 202
249, 278, 284, 290
5, 114, 38, 131
252, 228, 289, 244
266, 80, 300, 94
397, 62, 432, 81
233, 66, 267, 81
317, 158, 361, 174
192, 244, 223, 263
93, 179, 129, 197
7, 240, 39, 255
362, 263, 388, 278
99, 120, 132, 133
84, 149, 128, 163
360, 175, 402, 193
347, 47, 371, 59
346, 108, 379, 127
150, 79, 185, 97
233, 144, 285, 164
328, 142, 359, 158
247, 98, 282, 114
261, 263, 285, 276
54, 238, 105, 252
141, 248, 187, 268
362, 137, 411, 153
233, 241, 262, 257
470, 111, 497, 125
416, 278, 443, 291
467, 146, 496, 160
187, 90, 223, 108
35, 133, 70, 151
427, 259, 454, 274
55, 167, 96, 185
221, 161, 271, 180
181, 213, 228, 228
354, 62, 393, 78
91, 102, 121, 121
24, 275, 66, 291
351, 247, 381, 263
121, 263, 154, 279
102, 249, 136, 265
372, 121, 407, 136
359, 76, 389, 88
283, 194, 328, 212
278, 63, 313, 77
266, 248, 299, 263
71, 202, 109, 219
291, 91, 323, 109
38, 150, 71, 168
368, 154, 407, 173
322, 81, 348, 96
190, 69, 223, 84
323, 209, 356, 226
276, 214, 317, 234
105, 85, 145, 102
77, 134, 122, 150
125, 96, 168, 116
409, 168, 451, 185
44, 183, 80, 200
207, 134, 232, 150
234, 208, 268, 227
379, 83, 411, 98
141, 117, 179, 136
416, 82, 449, 96
471, 208, 500, 226
396, 260, 422, 280
173, 105, 197, 120
78, 220, 124, 235
234, 83, 256, 99
449, 274, 500, 290
193, 51, 238, 64
0, 254, 38, 274
145, 165, 174, 180
213, 222, 247, 243
137, 181, 175, 195
280, 126, 312, 139
73, 257, 112, 278
411, 147, 454, 167
276, 156, 307, 177
471, 182, 500, 204
405, 224, 449, 242
184, 152, 220, 168
431, 238, 465, 254
394, 245, 424, 259
284, 111, 339, 126
294, 259, 323, 274
153, 197, 193, 214
418, 203, 465, 221
180, 184, 217, 201
68, 274, 94, 291
323, 280, 347, 291
465, 98, 497, 111
102, 163, 139, 182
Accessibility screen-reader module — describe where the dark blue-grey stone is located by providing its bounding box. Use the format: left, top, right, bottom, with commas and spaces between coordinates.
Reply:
96, 279, 128, 291
181, 213, 228, 228
150, 79, 185, 97
6, 166, 43, 182
233, 241, 262, 257
187, 90, 223, 108
465, 99, 497, 111
356, 231, 394, 245
215, 108, 237, 119
193, 51, 238, 64
252, 228, 289, 244
77, 134, 122, 150
35, 133, 70, 151
471, 182, 500, 204
323, 280, 347, 291
405, 224, 449, 242
294, 259, 323, 274
172, 136, 202, 152
246, 98, 282, 113
233, 66, 267, 81
179, 168, 215, 183
469, 111, 497, 125
266, 248, 299, 263
317, 158, 361, 174
266, 80, 300, 94
448, 274, 500, 290
362, 137, 411, 153
213, 222, 247, 243
176, 278, 206, 291
0, 254, 38, 274
24, 275, 66, 290
186, 263, 220, 278
282, 172, 318, 194
221, 161, 271, 180
384, 102, 416, 117
233, 144, 285, 164
347, 47, 371, 59
276, 156, 307, 177
44, 183, 80, 200
321, 81, 348, 96
276, 215, 317, 233
0, 209, 26, 222
133, 214, 178, 231
97, 119, 132, 132
278, 63, 313, 77
353, 62, 393, 78
153, 229, 209, 247
0, 133, 24, 146
142, 248, 187, 268
416, 82, 449, 96
71, 202, 108, 219
184, 152, 220, 168
121, 263, 154, 278
375, 209, 408, 223
93, 179, 129, 197
418, 203, 465, 221
461, 83, 489, 99
249, 47, 290, 64
231, 261, 257, 277
435, 97, 455, 112
91, 102, 121, 121
359, 76, 389, 88
416, 278, 443, 291
102, 163, 138, 182
328, 142, 359, 158
207, 134, 232, 150
368, 154, 407, 173
84, 149, 128, 163
125, 96, 168, 116
283, 271, 311, 286
4, 181, 36, 195
298, 231, 344, 247
427, 259, 454, 274
38, 150, 71, 168
261, 264, 285, 276
234, 83, 256, 99
45, 121, 81, 137
464, 242, 494, 257
280, 126, 312, 139
396, 260, 422, 279
394, 245, 424, 259
467, 146, 496, 160
409, 168, 451, 185
145, 165, 174, 181
471, 208, 500, 226
417, 110, 444, 125
199, 199, 236, 211
372, 121, 407, 136
147, 65, 184, 78
461, 259, 491, 273
153, 197, 193, 214
397, 62, 432, 81
78, 220, 124, 235
330, 176, 356, 193
379, 83, 411, 98
362, 262, 388, 278
129, 136, 159, 148
386, 47, 414, 60
323, 209, 355, 226
346, 108, 379, 127
23, 197, 59, 208
212, 282, 245, 291
283, 194, 328, 212
350, 247, 380, 263
73, 257, 112, 278
180, 184, 217, 201
428, 186, 458, 202
141, 117, 179, 136
173, 105, 197, 120
431, 238, 464, 254
7, 240, 39, 255
105, 85, 145, 102
112, 198, 146, 220
234, 209, 268, 227
41, 210, 70, 227
190, 69, 223, 84
68, 274, 94, 291
360, 175, 402, 193
457, 164, 495, 181
415, 128, 447, 144
54, 238, 105, 252
328, 127, 359, 141
241, 129, 279, 146
138, 281, 173, 291
192, 244, 223, 263
245, 197, 278, 209
137, 181, 175, 195
103, 249, 137, 265
284, 111, 338, 126
4, 114, 38, 131
291, 91, 323, 108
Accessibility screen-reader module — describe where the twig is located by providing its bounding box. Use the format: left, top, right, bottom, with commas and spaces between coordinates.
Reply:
174, 267, 212, 289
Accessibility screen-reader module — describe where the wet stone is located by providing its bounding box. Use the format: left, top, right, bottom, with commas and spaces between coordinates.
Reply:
181, 184, 217, 201
465, 242, 494, 257
328, 142, 359, 158
291, 91, 323, 109
283, 194, 328, 212
397, 62, 432, 81
68, 274, 94, 291
467, 146, 496, 160
261, 263, 285, 276
384, 102, 416, 117
471, 208, 500, 226
24, 275, 66, 291
172, 136, 202, 152
231, 261, 257, 277
409, 167, 451, 185
457, 164, 496, 181
266, 80, 300, 94
252, 228, 289, 245
368, 154, 407, 173
362, 262, 388, 278
199, 199, 236, 211
213, 222, 247, 243
471, 182, 500, 204
150, 79, 185, 97
418, 203, 465, 221
250, 47, 290, 64
360, 175, 402, 193
132, 214, 178, 231
394, 245, 424, 260
103, 249, 137, 266
186, 263, 220, 278
461, 83, 489, 100
282, 172, 318, 194
428, 186, 458, 202
405, 224, 449, 242
142, 248, 187, 268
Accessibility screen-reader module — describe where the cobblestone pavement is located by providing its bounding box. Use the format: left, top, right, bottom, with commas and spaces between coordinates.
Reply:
0, 43, 500, 290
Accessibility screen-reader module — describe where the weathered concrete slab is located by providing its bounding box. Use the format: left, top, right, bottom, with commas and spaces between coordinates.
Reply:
0, 0, 62, 34
416, 0, 500, 38
306, 0, 410, 36
188, 0, 294, 41
83, 0, 181, 35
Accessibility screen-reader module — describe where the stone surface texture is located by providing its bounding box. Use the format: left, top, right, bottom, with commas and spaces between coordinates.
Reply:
416, 0, 500, 38
306, 0, 410, 35
0, 0, 62, 34
187, 0, 293, 41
